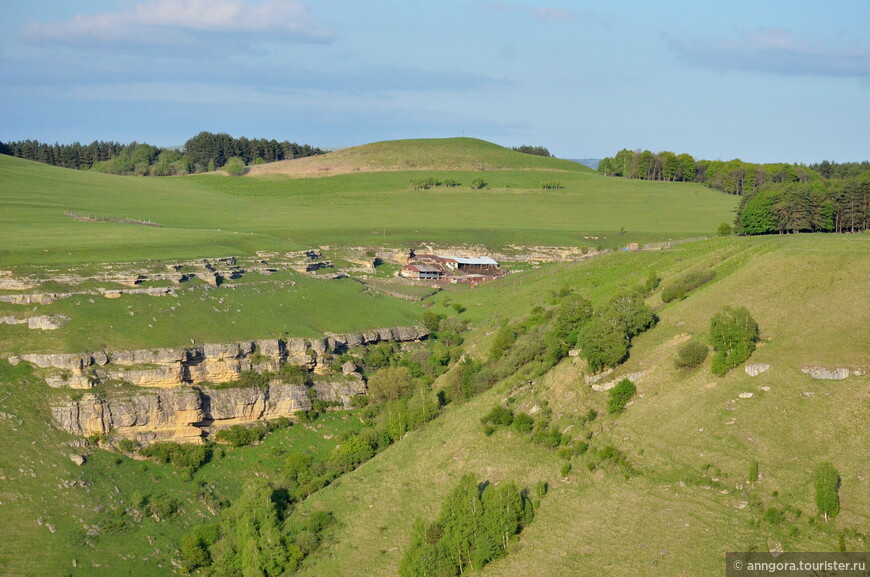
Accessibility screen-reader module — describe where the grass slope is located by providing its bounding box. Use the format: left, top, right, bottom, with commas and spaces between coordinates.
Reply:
293, 235, 869, 576
1, 146, 735, 266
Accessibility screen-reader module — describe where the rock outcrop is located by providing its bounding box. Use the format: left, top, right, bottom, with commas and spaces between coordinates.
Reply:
745, 363, 771, 377
801, 366, 851, 380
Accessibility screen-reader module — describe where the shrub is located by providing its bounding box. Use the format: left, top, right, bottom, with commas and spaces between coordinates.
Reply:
749, 460, 759, 483
512, 413, 534, 433
489, 323, 516, 361
140, 442, 212, 475
481, 405, 514, 427
602, 291, 656, 338
469, 177, 486, 189
709, 306, 758, 375
674, 341, 709, 369
149, 494, 179, 520
540, 182, 563, 190
717, 222, 733, 236
224, 156, 246, 176
661, 269, 716, 303
607, 379, 636, 414
278, 364, 310, 385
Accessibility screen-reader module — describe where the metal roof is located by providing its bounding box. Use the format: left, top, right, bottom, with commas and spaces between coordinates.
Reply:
439, 256, 498, 265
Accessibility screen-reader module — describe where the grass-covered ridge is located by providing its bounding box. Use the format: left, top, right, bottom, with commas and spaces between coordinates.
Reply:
247, 137, 591, 177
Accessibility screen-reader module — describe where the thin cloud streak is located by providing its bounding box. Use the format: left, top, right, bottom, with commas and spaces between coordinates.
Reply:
667, 28, 870, 78
473, 1, 579, 23
20, 0, 333, 47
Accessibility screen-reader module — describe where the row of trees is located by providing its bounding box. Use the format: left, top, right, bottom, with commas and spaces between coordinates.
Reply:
0, 132, 325, 175
510, 145, 552, 157
598, 148, 818, 196
183, 131, 324, 173
736, 176, 869, 234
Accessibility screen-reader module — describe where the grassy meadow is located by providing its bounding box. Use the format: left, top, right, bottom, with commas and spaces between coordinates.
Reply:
0, 142, 736, 267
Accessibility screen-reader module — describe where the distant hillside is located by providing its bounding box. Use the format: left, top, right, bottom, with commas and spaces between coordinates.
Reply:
247, 137, 593, 177
569, 158, 602, 170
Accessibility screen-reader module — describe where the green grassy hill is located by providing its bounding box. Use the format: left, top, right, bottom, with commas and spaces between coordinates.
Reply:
247, 137, 591, 176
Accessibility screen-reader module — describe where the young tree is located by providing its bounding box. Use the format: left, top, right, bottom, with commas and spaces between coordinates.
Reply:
607, 378, 636, 414
814, 462, 840, 521
709, 306, 758, 375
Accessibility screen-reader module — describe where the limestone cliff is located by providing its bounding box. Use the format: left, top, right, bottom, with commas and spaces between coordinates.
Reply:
22, 325, 428, 389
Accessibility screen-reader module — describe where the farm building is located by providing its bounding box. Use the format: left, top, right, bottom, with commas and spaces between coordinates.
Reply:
438, 256, 499, 273
400, 263, 444, 280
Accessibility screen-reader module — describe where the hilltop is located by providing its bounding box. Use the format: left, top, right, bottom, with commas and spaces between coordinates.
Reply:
246, 137, 590, 177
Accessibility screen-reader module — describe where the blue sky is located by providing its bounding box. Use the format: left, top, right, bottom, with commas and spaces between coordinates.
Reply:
1, 0, 868, 162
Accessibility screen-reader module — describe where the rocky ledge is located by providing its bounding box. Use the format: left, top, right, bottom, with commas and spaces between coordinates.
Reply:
20, 325, 428, 389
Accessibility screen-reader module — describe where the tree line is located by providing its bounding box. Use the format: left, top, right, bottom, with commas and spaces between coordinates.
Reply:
598, 148, 869, 234
0, 131, 325, 176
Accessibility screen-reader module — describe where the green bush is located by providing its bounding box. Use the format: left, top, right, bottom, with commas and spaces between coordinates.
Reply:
368, 366, 416, 403
674, 340, 709, 369
717, 222, 733, 236
661, 269, 716, 303
469, 177, 487, 189
607, 379, 636, 414
215, 424, 266, 447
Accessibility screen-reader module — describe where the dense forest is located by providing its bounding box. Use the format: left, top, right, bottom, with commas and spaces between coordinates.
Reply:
598, 148, 869, 235
0, 132, 325, 176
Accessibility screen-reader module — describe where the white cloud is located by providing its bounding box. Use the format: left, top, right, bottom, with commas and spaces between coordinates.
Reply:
21, 0, 333, 46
